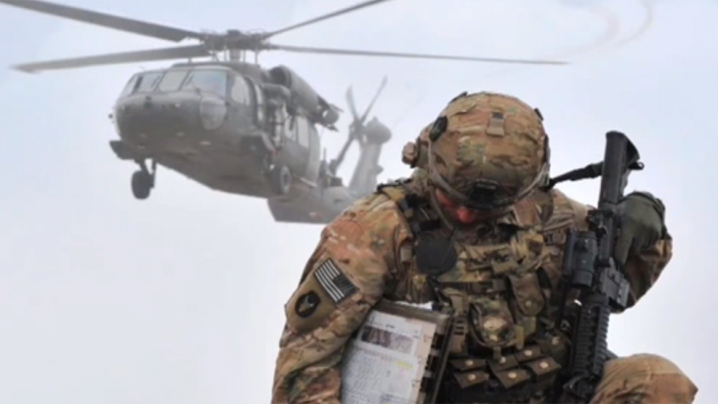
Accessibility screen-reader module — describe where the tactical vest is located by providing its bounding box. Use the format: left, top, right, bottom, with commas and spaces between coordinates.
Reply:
377, 179, 573, 403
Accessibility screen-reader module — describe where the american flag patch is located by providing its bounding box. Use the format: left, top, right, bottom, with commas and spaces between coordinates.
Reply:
314, 258, 357, 303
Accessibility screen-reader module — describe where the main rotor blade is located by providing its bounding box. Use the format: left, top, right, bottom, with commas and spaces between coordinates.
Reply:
270, 44, 569, 65
360, 75, 387, 123
264, 0, 394, 38
0, 0, 202, 41
12, 44, 210, 73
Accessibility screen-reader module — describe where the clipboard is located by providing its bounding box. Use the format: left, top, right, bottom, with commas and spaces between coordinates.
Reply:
339, 299, 454, 404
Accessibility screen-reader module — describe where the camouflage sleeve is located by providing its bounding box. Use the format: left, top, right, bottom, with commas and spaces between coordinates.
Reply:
552, 190, 672, 310
271, 194, 409, 404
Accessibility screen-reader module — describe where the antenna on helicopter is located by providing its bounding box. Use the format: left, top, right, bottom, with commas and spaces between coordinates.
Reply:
329, 75, 387, 176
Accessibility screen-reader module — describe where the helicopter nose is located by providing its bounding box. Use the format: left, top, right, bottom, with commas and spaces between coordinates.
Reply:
114, 92, 227, 144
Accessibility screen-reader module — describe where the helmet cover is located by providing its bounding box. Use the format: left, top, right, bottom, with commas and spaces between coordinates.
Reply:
425, 91, 549, 210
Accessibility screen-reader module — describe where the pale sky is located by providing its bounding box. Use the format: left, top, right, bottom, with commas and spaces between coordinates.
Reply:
0, 0, 715, 403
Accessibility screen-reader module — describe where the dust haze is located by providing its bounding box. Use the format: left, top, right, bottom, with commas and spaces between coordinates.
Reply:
0, 0, 715, 403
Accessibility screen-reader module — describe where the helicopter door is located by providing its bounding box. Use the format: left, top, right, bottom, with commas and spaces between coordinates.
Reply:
228, 74, 254, 132
248, 80, 266, 126
277, 115, 309, 180
294, 116, 314, 181
304, 123, 321, 183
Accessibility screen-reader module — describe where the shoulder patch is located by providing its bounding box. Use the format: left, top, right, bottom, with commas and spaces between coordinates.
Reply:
294, 291, 321, 318
314, 258, 357, 303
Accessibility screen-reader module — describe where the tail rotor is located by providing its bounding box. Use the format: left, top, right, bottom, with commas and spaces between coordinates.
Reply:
328, 75, 387, 175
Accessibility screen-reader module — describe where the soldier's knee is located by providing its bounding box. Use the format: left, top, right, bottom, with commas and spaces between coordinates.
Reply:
612, 353, 674, 371
599, 353, 697, 403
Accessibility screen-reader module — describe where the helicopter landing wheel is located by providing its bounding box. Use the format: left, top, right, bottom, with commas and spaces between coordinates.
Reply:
269, 164, 292, 195
131, 170, 153, 200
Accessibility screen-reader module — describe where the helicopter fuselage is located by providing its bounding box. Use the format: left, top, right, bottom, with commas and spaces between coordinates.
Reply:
109, 62, 328, 200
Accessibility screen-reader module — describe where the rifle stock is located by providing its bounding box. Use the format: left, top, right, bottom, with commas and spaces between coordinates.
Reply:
557, 131, 643, 403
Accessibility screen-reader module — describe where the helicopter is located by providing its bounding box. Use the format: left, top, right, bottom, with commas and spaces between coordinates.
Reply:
1, 0, 568, 224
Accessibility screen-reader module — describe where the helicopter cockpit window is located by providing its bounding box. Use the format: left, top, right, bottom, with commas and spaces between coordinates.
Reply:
120, 74, 139, 97
181, 70, 228, 96
158, 69, 189, 92
230, 75, 250, 104
134, 71, 164, 93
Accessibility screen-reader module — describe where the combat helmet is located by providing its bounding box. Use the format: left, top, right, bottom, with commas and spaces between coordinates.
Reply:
406, 91, 550, 211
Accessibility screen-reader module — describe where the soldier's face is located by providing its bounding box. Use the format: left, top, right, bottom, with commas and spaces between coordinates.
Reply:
434, 188, 491, 224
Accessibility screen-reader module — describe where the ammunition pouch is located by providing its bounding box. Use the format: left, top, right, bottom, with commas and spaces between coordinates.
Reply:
437, 344, 563, 403
434, 286, 569, 404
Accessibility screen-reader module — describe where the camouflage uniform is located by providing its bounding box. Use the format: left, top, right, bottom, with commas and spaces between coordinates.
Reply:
271, 92, 697, 404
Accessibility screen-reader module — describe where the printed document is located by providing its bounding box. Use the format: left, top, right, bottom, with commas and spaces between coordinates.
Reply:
339, 304, 439, 404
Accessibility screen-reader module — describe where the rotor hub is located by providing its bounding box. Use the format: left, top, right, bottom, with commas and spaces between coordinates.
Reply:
202, 30, 269, 52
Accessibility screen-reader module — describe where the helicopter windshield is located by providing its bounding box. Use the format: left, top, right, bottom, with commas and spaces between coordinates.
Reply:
180, 70, 228, 97
157, 69, 189, 92
119, 71, 163, 97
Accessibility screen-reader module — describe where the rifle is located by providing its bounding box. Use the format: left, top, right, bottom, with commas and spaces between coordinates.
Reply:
547, 131, 644, 403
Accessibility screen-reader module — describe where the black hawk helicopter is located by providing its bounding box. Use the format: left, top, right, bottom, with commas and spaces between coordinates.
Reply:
1, 0, 568, 224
